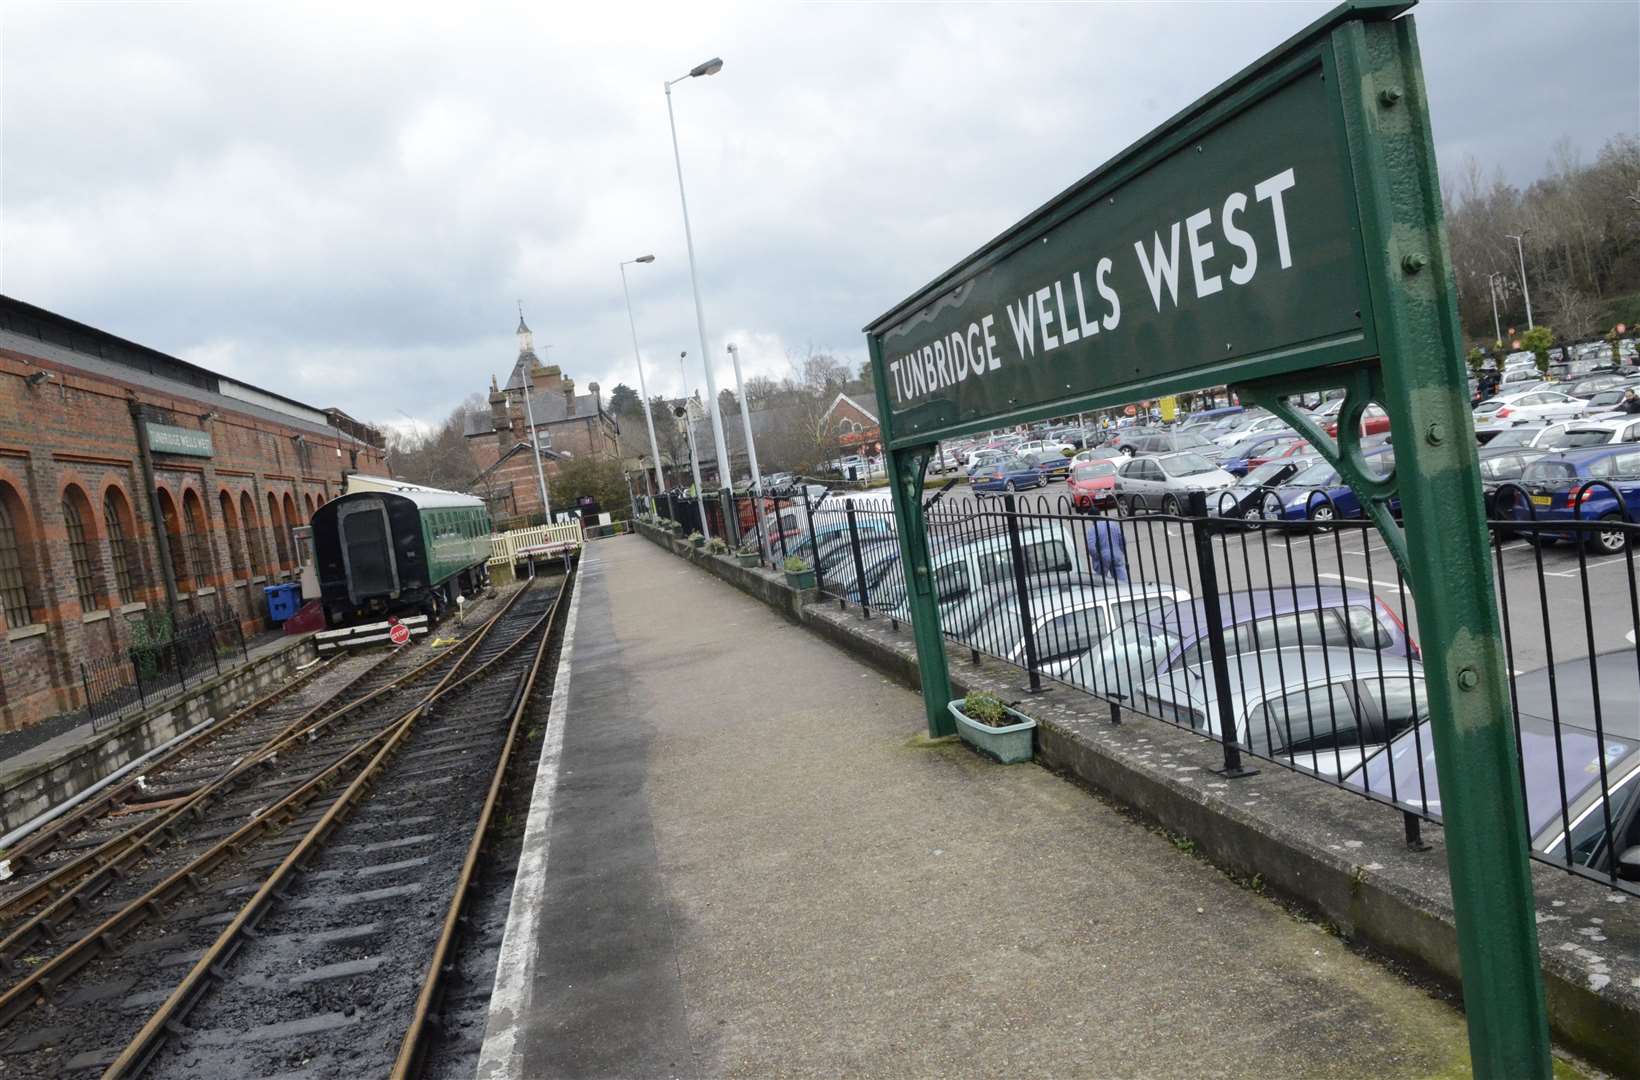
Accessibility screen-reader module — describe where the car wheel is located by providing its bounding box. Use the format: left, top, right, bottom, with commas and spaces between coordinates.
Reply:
1119, 445, 1134, 457
1589, 514, 1628, 555
1005, 480, 1018, 493
1162, 494, 1181, 516
1309, 504, 1335, 525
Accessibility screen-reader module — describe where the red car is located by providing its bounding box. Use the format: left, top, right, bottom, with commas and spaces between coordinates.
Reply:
1067, 459, 1118, 512
1321, 403, 1391, 438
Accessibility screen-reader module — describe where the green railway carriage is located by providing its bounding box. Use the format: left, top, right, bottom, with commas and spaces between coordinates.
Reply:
310, 485, 493, 627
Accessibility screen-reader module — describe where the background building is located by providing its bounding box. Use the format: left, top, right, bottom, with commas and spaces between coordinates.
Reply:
0, 295, 389, 730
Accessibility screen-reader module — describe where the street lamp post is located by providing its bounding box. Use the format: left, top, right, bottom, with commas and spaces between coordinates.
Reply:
726, 343, 763, 496
677, 351, 710, 542
1488, 272, 1504, 344
664, 57, 733, 497
1506, 232, 1534, 329
619, 254, 667, 498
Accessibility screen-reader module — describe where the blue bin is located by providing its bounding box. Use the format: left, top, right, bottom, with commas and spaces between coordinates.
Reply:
264, 583, 302, 622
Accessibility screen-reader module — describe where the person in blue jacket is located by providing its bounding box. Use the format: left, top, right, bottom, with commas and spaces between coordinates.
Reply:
1085, 512, 1129, 582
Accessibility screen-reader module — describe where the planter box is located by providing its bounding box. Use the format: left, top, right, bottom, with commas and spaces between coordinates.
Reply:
949, 700, 1037, 764
736, 552, 761, 567
784, 569, 816, 589
691, 538, 706, 548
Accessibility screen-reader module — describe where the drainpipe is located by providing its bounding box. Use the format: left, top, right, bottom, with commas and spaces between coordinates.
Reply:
129, 398, 180, 610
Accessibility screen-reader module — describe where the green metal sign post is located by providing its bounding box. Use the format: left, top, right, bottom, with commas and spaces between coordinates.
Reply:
863, 2, 1551, 1074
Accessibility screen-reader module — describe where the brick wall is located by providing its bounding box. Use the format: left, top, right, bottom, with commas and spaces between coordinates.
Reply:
0, 345, 389, 731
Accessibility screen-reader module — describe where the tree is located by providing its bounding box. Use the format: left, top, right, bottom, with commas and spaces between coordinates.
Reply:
607, 382, 640, 416
1465, 346, 1486, 379
549, 456, 632, 521
1543, 280, 1600, 340
717, 387, 738, 416
381, 393, 488, 491
1520, 325, 1556, 376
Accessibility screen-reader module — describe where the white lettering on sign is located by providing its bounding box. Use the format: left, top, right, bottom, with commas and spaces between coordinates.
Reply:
887, 167, 1297, 406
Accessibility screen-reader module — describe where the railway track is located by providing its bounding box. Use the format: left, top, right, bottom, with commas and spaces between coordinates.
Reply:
0, 579, 556, 1076
108, 578, 571, 1078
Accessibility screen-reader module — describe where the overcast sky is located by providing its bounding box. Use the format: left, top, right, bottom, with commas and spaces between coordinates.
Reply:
3, 1, 1636, 433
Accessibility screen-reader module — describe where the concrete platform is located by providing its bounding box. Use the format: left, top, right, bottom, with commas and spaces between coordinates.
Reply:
479, 535, 1490, 1079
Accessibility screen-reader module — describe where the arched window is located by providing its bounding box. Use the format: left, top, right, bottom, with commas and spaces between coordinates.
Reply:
240, 492, 268, 576
182, 489, 213, 587
158, 488, 191, 592
304, 492, 316, 518
0, 483, 39, 627
283, 492, 300, 531
219, 491, 249, 578
103, 488, 138, 604
62, 486, 102, 611
268, 492, 290, 569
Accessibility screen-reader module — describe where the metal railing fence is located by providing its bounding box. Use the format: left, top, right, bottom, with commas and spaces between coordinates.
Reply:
81, 612, 249, 730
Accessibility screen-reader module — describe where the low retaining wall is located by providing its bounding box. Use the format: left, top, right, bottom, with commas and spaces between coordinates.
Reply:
0, 635, 318, 836
633, 522, 1640, 1076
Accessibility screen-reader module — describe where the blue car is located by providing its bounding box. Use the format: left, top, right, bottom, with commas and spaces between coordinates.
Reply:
1217, 431, 1300, 477
971, 455, 1047, 494
1514, 445, 1640, 554
1266, 448, 1399, 522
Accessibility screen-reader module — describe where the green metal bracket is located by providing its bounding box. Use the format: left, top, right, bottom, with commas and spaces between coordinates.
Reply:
1235, 364, 1411, 581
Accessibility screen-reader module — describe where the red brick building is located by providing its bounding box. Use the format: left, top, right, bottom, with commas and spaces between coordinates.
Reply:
463, 317, 620, 522
0, 296, 389, 730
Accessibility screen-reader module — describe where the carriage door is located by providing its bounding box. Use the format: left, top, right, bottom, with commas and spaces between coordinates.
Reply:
337, 498, 400, 603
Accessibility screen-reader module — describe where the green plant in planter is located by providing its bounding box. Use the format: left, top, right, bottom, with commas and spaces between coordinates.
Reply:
737, 536, 760, 555
707, 537, 729, 554
960, 690, 1010, 728
783, 555, 810, 574
687, 531, 704, 546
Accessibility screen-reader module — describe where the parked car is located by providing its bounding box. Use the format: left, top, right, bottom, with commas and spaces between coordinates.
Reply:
1513, 445, 1640, 554
1025, 448, 1073, 482
1343, 652, 1640, 880
1320, 402, 1392, 438
971, 456, 1048, 495
1065, 585, 1419, 703
1477, 422, 1583, 450
1477, 446, 1548, 521
1114, 452, 1236, 515
1133, 647, 1430, 778
1472, 390, 1587, 435
1179, 405, 1245, 429
1113, 429, 1221, 457
874, 524, 1080, 622
1541, 417, 1640, 449
1067, 459, 1119, 512
958, 579, 1193, 682
1263, 448, 1397, 521
1216, 431, 1304, 476
1211, 457, 1316, 518
1018, 438, 1075, 459
824, 537, 903, 604
1211, 412, 1289, 448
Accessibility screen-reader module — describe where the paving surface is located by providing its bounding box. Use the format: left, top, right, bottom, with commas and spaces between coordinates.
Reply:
493, 535, 1483, 1079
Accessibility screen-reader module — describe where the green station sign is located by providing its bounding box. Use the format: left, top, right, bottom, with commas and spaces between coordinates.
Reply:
145, 421, 214, 457
866, 14, 1377, 447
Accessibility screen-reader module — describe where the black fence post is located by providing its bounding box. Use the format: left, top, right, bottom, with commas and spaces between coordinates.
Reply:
800, 486, 825, 592
1185, 492, 1257, 778
133, 652, 147, 713
80, 662, 94, 721
238, 620, 248, 663
846, 499, 870, 619
209, 622, 222, 676
775, 496, 790, 565
1003, 491, 1044, 694
176, 638, 189, 690
751, 493, 767, 565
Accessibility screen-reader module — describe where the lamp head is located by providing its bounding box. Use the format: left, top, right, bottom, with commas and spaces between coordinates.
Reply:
635, 254, 655, 264
690, 57, 724, 77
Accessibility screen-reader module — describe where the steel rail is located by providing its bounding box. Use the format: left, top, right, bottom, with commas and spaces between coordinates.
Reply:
102, 581, 565, 1079
392, 577, 565, 1078
0, 595, 516, 965
0, 655, 341, 880
0, 586, 535, 1030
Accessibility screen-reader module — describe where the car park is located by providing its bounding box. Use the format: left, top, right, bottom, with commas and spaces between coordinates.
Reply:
970, 455, 1048, 495
1065, 585, 1419, 703
958, 579, 1193, 682
1343, 651, 1640, 879
1477, 446, 1548, 521
1025, 448, 1073, 482
1114, 452, 1236, 515
1211, 457, 1315, 518
1514, 445, 1640, 554
1472, 390, 1587, 434
1263, 447, 1397, 521
1215, 431, 1304, 476
1067, 459, 1119, 511
873, 524, 1080, 623
1133, 647, 1430, 778
1113, 429, 1220, 457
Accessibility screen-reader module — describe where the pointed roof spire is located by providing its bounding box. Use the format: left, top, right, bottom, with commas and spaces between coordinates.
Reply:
516, 299, 530, 337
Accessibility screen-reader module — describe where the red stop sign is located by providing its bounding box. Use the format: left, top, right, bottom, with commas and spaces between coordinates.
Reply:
389, 623, 410, 646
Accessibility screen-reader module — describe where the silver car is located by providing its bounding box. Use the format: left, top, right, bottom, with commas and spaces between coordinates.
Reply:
958, 579, 1192, 681
1114, 452, 1236, 514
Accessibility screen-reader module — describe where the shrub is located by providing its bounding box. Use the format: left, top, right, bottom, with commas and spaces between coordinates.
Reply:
707, 537, 728, 554
783, 555, 811, 574
687, 531, 704, 543
1521, 325, 1555, 376
960, 690, 1010, 727
738, 535, 761, 554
